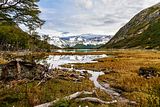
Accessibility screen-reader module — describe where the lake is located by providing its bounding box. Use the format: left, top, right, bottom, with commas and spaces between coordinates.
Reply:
51, 49, 105, 53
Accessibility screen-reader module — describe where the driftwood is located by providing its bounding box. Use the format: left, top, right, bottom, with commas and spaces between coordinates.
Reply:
76, 97, 117, 104
34, 91, 117, 107
16, 59, 21, 79
36, 79, 45, 87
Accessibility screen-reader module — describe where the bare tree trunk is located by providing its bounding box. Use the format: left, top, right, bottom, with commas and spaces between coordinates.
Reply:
16, 59, 21, 79
34, 91, 117, 107
76, 97, 117, 104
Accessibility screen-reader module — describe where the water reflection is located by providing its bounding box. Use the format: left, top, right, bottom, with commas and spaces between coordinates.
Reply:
37, 54, 107, 68
51, 49, 105, 53
37, 54, 122, 99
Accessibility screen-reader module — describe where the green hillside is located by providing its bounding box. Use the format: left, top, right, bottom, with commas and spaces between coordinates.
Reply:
0, 23, 58, 51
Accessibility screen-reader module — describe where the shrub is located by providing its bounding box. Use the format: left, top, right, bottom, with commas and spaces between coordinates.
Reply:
139, 67, 160, 78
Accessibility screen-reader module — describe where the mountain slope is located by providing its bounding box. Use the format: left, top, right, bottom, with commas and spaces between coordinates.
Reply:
72, 44, 102, 49
49, 36, 69, 48
0, 23, 58, 51
102, 3, 160, 49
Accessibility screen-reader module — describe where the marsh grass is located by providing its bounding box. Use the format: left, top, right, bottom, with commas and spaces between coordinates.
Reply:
0, 58, 7, 64
0, 69, 112, 107
68, 50, 160, 106
1, 50, 160, 106
0, 78, 94, 107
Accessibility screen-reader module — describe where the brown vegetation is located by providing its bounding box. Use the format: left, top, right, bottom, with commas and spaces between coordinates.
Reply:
0, 69, 112, 107
68, 50, 160, 106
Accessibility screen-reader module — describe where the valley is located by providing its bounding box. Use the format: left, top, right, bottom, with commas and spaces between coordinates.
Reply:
0, 1, 160, 107
0, 49, 160, 106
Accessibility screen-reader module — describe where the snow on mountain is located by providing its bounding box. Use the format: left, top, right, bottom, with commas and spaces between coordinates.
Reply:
49, 36, 69, 48
49, 34, 112, 48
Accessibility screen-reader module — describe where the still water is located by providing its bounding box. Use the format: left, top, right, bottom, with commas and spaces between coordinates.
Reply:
37, 54, 107, 68
51, 49, 105, 53
37, 54, 121, 100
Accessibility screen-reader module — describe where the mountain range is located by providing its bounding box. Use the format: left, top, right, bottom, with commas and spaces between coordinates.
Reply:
1, 2, 159, 51
49, 34, 112, 49
102, 3, 160, 49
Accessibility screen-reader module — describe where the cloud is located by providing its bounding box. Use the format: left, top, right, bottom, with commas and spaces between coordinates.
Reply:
76, 0, 93, 9
37, 29, 62, 37
62, 32, 70, 35
37, 0, 160, 36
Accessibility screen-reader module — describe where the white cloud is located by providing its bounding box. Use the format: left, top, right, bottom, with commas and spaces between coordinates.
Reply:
37, 0, 160, 36
37, 29, 62, 37
76, 0, 93, 9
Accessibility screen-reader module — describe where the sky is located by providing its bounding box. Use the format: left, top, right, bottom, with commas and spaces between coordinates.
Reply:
37, 0, 160, 37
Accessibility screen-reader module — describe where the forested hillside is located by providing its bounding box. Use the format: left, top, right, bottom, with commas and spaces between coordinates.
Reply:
0, 22, 58, 51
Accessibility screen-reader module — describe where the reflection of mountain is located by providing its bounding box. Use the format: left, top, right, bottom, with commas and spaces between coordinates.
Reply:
49, 34, 112, 48
47, 55, 104, 61
38, 54, 107, 68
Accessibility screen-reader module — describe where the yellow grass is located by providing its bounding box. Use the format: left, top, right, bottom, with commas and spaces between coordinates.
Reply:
0, 58, 7, 64
67, 50, 160, 106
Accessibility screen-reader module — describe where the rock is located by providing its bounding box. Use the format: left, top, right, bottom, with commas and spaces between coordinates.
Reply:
70, 73, 79, 78
139, 67, 160, 78
62, 69, 68, 72
80, 73, 86, 77
83, 71, 88, 74
74, 78, 81, 82
103, 83, 110, 88
58, 74, 66, 77
0, 59, 49, 81
104, 68, 116, 74
100, 68, 106, 71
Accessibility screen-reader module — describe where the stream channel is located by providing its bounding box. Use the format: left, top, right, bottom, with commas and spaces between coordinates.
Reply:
37, 54, 133, 104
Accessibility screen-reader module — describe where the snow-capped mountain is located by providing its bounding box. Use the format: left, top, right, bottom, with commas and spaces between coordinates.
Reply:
49, 36, 69, 48
49, 34, 112, 48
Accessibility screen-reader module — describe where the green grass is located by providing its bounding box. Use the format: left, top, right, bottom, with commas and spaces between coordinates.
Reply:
0, 78, 94, 107
104, 19, 160, 49
0, 70, 112, 107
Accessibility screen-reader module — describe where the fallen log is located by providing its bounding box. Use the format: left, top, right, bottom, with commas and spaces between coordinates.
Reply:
76, 97, 117, 104
36, 79, 45, 87
64, 91, 94, 100
16, 59, 21, 79
34, 90, 116, 107
34, 91, 95, 107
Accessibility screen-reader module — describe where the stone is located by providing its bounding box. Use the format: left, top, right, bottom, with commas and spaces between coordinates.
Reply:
70, 73, 79, 78
83, 71, 88, 74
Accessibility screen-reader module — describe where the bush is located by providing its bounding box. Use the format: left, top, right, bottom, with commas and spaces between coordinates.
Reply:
139, 67, 160, 78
